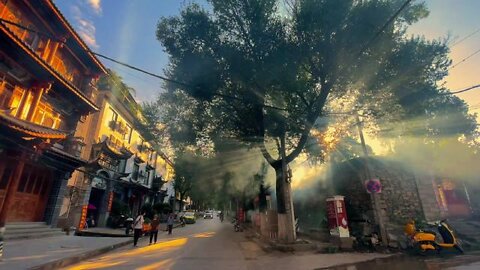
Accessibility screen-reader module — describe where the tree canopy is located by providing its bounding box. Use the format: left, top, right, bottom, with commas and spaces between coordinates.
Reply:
155, 0, 476, 241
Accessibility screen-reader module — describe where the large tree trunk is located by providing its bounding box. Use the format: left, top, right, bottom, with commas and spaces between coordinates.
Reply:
274, 164, 296, 243
274, 132, 296, 243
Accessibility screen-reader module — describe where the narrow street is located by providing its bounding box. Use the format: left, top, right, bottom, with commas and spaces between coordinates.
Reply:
63, 217, 480, 270
64, 218, 254, 270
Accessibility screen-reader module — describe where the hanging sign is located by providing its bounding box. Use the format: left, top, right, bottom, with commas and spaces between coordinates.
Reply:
365, 178, 382, 194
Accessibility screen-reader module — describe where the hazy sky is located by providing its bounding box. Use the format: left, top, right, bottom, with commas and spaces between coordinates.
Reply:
55, 0, 480, 111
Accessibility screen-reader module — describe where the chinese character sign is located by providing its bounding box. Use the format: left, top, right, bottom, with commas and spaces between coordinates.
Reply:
107, 192, 114, 212
78, 205, 88, 230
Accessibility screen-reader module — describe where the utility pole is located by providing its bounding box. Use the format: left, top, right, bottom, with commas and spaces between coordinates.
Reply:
355, 114, 388, 246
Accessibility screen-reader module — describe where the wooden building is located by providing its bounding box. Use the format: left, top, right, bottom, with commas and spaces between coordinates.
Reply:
0, 0, 106, 226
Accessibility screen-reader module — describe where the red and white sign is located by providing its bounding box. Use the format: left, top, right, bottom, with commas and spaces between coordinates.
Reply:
365, 178, 382, 194
326, 196, 349, 238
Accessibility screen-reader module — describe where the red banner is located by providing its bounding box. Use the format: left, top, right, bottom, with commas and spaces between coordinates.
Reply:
107, 192, 114, 212
78, 205, 88, 230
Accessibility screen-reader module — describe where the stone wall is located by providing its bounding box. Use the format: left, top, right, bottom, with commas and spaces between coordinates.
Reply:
331, 158, 424, 237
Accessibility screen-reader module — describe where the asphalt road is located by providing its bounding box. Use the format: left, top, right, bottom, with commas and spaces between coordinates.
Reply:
63, 218, 480, 270
64, 217, 253, 270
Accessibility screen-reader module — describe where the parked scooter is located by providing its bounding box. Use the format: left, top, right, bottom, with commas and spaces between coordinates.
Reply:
233, 218, 242, 232
125, 217, 134, 235
404, 219, 464, 254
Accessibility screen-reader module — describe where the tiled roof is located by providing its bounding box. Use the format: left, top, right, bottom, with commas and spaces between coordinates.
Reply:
0, 110, 67, 139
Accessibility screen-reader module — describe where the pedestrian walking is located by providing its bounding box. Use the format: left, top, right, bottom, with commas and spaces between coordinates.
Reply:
150, 214, 160, 244
133, 211, 145, 247
167, 213, 174, 235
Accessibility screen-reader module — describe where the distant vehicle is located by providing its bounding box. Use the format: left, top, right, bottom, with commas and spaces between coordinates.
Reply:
204, 211, 214, 219
182, 211, 196, 224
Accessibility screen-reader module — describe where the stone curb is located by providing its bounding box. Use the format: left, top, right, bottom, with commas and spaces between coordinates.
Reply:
75, 230, 131, 237
29, 238, 134, 270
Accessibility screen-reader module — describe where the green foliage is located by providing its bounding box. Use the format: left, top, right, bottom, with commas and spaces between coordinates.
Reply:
155, 0, 467, 214
153, 203, 172, 214
110, 199, 130, 217
140, 204, 154, 219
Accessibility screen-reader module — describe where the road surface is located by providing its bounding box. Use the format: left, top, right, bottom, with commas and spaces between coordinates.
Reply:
64, 218, 255, 270
64, 217, 480, 270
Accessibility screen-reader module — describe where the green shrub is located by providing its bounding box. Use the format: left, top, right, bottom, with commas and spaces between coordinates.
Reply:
153, 203, 172, 214
111, 199, 130, 217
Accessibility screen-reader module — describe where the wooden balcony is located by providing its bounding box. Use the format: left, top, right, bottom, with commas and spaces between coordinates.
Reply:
0, 2, 99, 111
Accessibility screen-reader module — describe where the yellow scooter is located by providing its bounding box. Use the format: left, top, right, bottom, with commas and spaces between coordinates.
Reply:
404, 219, 464, 254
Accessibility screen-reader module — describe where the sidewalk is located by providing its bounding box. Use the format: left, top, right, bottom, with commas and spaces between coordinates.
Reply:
76, 227, 129, 237
0, 235, 132, 270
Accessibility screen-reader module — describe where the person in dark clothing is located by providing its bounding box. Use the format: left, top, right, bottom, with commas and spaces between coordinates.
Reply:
133, 212, 145, 247
150, 214, 160, 244
167, 213, 174, 235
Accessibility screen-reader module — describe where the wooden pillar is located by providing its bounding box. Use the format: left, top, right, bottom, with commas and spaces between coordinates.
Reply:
42, 39, 51, 60
26, 87, 45, 122
47, 42, 60, 65
0, 80, 5, 97
14, 89, 29, 118
0, 1, 8, 18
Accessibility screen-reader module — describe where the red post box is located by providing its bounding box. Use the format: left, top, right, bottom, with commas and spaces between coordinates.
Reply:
326, 196, 349, 238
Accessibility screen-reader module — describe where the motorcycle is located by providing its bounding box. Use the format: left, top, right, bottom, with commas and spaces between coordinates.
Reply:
179, 216, 186, 227
233, 218, 243, 232
404, 219, 464, 255
124, 217, 134, 235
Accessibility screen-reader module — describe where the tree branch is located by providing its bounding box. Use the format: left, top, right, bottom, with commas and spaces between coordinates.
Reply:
260, 143, 276, 165
286, 82, 332, 163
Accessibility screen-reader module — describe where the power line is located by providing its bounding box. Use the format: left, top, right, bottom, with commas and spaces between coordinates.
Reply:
0, 18, 63, 42
451, 27, 480, 47
92, 52, 192, 88
449, 48, 480, 70
441, 84, 480, 95
5, 3, 473, 102
358, 0, 413, 56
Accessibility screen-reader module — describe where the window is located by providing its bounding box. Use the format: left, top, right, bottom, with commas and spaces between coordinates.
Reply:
108, 108, 118, 130
125, 124, 132, 143
119, 159, 127, 173
1, 85, 25, 116
138, 140, 144, 152
132, 163, 139, 180
32, 101, 64, 129
146, 170, 151, 186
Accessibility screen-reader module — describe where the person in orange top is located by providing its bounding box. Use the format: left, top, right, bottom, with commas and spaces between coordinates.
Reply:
150, 214, 160, 245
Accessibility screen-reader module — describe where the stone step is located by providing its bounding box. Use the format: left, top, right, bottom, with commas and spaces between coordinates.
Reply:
4, 222, 66, 241
5, 226, 62, 235
4, 230, 65, 241
6, 222, 47, 229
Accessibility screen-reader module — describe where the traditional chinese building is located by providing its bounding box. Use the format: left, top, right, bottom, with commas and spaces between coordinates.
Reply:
59, 73, 174, 229
0, 0, 106, 227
